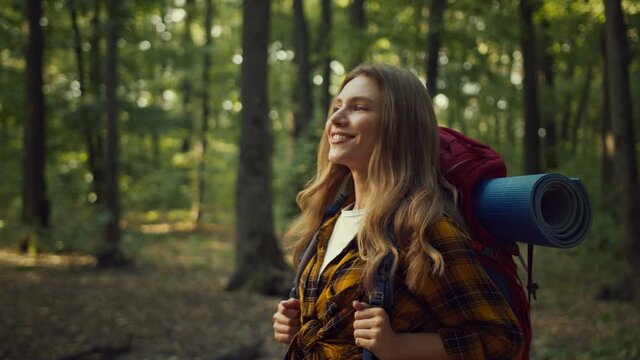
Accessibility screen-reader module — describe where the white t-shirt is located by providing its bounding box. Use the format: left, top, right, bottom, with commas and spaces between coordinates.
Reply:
319, 204, 365, 274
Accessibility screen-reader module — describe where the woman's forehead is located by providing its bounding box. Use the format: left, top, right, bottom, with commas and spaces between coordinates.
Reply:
335, 76, 381, 102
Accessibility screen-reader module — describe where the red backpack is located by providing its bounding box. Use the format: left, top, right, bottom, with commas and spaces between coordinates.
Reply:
438, 126, 532, 360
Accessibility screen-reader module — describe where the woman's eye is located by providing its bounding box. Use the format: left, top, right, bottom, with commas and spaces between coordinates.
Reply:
332, 106, 341, 113
354, 105, 366, 111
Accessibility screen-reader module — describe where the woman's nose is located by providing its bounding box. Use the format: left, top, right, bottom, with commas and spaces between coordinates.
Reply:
329, 108, 347, 127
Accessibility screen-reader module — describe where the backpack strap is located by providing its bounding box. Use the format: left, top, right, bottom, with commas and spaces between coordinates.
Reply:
368, 252, 395, 308
362, 252, 394, 360
523, 244, 538, 302
362, 225, 395, 360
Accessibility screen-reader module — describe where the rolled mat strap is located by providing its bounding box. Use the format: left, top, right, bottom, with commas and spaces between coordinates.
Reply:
473, 173, 592, 248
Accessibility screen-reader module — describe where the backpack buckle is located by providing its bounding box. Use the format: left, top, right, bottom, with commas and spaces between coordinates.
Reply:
369, 290, 384, 307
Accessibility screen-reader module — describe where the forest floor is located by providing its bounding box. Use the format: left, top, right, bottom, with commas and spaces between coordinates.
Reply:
0, 223, 639, 360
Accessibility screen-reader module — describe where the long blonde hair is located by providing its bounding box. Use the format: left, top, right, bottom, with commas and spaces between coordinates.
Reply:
286, 63, 462, 294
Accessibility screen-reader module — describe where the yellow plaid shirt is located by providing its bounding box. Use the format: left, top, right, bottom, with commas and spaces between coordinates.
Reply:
286, 208, 524, 360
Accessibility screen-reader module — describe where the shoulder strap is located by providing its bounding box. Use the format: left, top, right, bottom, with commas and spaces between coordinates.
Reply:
363, 229, 395, 360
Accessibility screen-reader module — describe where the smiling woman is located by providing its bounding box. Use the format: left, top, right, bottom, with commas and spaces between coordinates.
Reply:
272, 63, 524, 360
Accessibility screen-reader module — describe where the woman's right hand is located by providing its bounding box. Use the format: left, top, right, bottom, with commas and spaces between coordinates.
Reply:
273, 298, 301, 344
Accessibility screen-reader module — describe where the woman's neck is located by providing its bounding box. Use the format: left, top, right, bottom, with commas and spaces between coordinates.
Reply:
351, 170, 369, 210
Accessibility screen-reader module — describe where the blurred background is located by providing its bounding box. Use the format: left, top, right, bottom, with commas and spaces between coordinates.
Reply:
1, 0, 639, 359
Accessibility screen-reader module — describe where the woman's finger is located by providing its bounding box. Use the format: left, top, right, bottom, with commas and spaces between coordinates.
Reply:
274, 332, 293, 344
354, 335, 374, 349
273, 312, 300, 326
352, 300, 370, 311
278, 302, 301, 319
273, 321, 297, 334
278, 298, 301, 312
353, 317, 381, 330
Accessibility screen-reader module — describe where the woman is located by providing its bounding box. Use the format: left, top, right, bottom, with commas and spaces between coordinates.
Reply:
273, 63, 524, 359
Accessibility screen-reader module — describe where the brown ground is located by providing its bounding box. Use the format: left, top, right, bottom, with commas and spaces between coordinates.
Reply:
1, 234, 638, 360
0, 226, 288, 360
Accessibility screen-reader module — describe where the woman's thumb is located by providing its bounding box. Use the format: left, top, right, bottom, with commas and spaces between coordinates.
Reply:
352, 300, 370, 311
282, 297, 300, 308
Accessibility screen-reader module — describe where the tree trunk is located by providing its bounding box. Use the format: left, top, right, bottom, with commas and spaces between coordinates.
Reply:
87, 0, 106, 203
22, 0, 49, 230
539, 18, 558, 170
192, 0, 213, 225
318, 0, 332, 113
181, 0, 194, 152
424, 0, 446, 97
603, 0, 640, 300
228, 0, 287, 295
519, 0, 541, 174
69, 0, 104, 204
570, 64, 593, 153
559, 58, 576, 144
292, 0, 313, 139
99, 0, 126, 267
599, 32, 614, 199
349, 0, 366, 69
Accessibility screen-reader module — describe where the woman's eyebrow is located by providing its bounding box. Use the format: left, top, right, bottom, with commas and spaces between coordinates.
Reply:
332, 96, 374, 105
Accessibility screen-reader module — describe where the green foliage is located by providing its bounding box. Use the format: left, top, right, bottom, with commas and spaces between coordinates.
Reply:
1, 0, 639, 356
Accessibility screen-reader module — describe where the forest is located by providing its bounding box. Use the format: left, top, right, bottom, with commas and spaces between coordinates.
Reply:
1, 0, 639, 359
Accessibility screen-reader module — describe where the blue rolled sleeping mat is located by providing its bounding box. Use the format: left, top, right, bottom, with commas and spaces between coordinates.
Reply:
473, 173, 592, 248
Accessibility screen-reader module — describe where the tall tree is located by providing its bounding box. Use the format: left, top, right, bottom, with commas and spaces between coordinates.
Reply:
349, 0, 366, 69
192, 0, 213, 224
603, 0, 640, 299
181, 0, 195, 152
229, 0, 287, 294
559, 57, 576, 144
570, 64, 593, 152
599, 33, 613, 197
99, 0, 126, 267
424, 0, 446, 97
292, 0, 313, 138
69, 0, 105, 204
519, 0, 541, 174
87, 0, 106, 203
539, 18, 558, 170
318, 0, 333, 113
22, 0, 49, 230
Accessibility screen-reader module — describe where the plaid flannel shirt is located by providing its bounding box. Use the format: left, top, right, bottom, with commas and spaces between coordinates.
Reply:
285, 207, 524, 360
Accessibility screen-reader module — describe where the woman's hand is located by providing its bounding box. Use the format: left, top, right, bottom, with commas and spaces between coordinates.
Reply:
273, 298, 301, 344
353, 300, 399, 359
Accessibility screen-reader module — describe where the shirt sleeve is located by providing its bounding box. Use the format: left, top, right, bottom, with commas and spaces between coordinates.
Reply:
420, 219, 524, 360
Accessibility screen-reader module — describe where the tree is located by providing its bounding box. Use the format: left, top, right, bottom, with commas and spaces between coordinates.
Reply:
519, 0, 541, 174
22, 0, 49, 232
192, 0, 213, 224
539, 18, 558, 170
424, 0, 446, 97
318, 0, 333, 113
603, 0, 640, 300
228, 0, 287, 295
98, 0, 126, 267
349, 0, 367, 69
87, 0, 106, 203
69, 0, 105, 204
599, 33, 613, 196
292, 0, 313, 139
181, 0, 195, 152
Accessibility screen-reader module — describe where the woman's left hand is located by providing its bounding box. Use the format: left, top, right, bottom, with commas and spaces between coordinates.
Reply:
352, 300, 399, 360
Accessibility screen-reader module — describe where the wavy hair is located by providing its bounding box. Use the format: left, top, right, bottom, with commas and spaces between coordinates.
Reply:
286, 63, 463, 294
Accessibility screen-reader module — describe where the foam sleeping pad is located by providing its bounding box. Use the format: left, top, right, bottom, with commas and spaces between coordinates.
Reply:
473, 173, 592, 248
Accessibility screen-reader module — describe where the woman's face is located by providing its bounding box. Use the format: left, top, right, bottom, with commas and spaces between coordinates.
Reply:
325, 75, 382, 174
